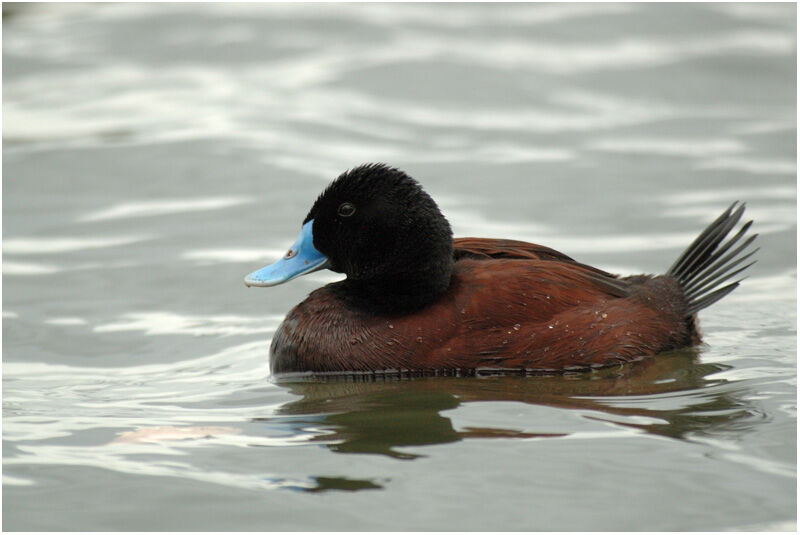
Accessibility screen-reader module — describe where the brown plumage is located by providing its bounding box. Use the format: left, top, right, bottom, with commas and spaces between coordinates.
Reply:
271, 240, 694, 374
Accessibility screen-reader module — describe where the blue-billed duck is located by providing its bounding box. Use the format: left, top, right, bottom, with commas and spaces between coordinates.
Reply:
245, 164, 757, 377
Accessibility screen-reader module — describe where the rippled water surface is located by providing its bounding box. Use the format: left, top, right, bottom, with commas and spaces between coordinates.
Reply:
3, 3, 796, 531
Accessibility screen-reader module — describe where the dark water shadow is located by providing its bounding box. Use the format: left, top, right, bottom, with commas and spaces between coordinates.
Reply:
255, 349, 763, 463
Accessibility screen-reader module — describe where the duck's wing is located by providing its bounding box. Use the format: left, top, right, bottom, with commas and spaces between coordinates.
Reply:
453, 237, 633, 298
453, 237, 575, 262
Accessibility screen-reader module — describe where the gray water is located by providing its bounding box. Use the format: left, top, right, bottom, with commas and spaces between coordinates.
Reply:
2, 3, 796, 531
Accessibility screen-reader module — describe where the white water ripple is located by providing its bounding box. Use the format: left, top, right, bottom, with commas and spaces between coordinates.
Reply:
79, 197, 253, 222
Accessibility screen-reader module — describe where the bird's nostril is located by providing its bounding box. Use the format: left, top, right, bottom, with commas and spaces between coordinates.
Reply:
285, 249, 297, 259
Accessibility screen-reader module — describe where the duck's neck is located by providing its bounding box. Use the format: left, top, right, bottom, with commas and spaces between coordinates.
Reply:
333, 261, 453, 315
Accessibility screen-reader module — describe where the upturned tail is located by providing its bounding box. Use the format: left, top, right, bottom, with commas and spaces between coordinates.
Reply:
667, 202, 758, 315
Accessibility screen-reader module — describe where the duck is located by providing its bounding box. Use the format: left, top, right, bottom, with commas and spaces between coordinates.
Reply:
245, 163, 758, 377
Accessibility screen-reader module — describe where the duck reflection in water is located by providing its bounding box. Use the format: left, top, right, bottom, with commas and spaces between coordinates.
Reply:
257, 348, 761, 460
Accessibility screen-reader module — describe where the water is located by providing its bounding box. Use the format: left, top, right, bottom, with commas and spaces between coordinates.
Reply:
2, 3, 796, 531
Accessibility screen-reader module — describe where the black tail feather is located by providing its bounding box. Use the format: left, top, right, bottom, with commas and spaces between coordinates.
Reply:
682, 224, 757, 294
667, 202, 757, 316
684, 251, 758, 300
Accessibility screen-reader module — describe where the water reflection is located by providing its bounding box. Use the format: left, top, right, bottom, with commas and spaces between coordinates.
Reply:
262, 349, 762, 459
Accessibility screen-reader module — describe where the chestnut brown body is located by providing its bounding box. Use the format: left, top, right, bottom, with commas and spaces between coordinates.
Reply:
271, 238, 697, 374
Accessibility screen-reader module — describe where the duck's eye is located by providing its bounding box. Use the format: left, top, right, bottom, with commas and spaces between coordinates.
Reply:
337, 202, 356, 218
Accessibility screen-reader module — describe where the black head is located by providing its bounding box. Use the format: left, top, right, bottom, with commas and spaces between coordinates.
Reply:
304, 163, 454, 313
